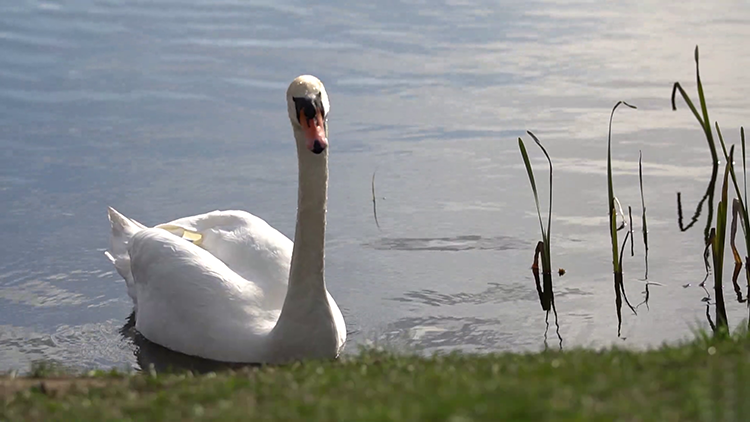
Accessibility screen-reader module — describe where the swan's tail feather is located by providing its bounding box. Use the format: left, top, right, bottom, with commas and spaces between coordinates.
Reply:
106, 207, 146, 303
108, 206, 147, 235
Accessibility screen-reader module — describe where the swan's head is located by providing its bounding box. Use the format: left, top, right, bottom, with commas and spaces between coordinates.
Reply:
287, 75, 330, 155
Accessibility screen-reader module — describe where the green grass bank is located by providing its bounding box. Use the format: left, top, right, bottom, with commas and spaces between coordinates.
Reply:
3, 332, 750, 421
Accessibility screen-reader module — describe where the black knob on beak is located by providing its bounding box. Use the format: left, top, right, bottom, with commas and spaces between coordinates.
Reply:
312, 140, 325, 154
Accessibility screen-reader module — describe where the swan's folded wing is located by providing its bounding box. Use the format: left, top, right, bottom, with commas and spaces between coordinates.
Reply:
158, 210, 257, 233
156, 210, 293, 308
128, 228, 279, 361
129, 228, 265, 309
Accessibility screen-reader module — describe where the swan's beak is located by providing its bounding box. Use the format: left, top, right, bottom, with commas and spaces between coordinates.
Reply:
295, 96, 328, 154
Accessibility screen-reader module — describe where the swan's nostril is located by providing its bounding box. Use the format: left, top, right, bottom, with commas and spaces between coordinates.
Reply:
312, 140, 325, 154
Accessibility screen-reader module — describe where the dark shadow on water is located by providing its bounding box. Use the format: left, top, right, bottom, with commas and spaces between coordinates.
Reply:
119, 312, 260, 374
119, 312, 357, 373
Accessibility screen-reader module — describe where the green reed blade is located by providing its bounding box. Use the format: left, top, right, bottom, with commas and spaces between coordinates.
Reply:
371, 169, 380, 230
608, 101, 637, 272
743, 127, 747, 204
716, 123, 750, 255
526, 131, 553, 259
671, 83, 705, 127
639, 150, 649, 279
618, 230, 637, 315
520, 133, 557, 318
671, 46, 718, 164
519, 137, 547, 245
711, 147, 733, 332
628, 206, 634, 257
694, 46, 714, 147
715, 122, 730, 168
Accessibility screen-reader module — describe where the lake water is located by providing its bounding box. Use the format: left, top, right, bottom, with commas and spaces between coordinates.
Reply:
1, 0, 750, 372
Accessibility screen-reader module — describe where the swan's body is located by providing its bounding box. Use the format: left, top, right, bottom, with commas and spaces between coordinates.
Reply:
105, 75, 346, 363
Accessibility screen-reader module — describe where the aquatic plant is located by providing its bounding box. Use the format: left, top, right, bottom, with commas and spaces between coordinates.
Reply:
672, 48, 719, 164
673, 48, 720, 243
518, 131, 560, 342
607, 101, 638, 337
672, 46, 750, 331
706, 148, 732, 333
639, 151, 649, 280
635, 150, 657, 311
715, 126, 750, 306
372, 169, 381, 230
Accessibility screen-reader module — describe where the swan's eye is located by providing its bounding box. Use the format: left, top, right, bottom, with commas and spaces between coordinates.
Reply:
303, 103, 316, 120
293, 94, 326, 124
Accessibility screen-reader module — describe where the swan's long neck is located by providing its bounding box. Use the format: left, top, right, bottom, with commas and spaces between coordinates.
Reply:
283, 127, 329, 302
267, 119, 340, 362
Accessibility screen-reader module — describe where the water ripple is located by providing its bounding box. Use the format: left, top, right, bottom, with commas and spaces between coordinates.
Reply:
0, 89, 211, 104
177, 37, 359, 50
0, 280, 86, 308
377, 315, 542, 353
224, 77, 287, 90
0, 31, 76, 48
367, 235, 527, 252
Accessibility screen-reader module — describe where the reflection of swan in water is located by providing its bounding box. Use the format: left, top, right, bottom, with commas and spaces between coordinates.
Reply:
119, 312, 259, 373
119, 312, 358, 373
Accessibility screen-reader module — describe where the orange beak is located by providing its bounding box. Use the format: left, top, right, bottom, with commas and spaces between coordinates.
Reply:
299, 108, 328, 154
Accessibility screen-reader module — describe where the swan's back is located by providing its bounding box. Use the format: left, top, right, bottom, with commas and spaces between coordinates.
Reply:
160, 210, 293, 307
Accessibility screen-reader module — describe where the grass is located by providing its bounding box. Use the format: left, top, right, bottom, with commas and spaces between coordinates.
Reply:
4, 333, 750, 421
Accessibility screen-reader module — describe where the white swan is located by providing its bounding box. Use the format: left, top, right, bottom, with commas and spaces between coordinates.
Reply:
104, 75, 346, 364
